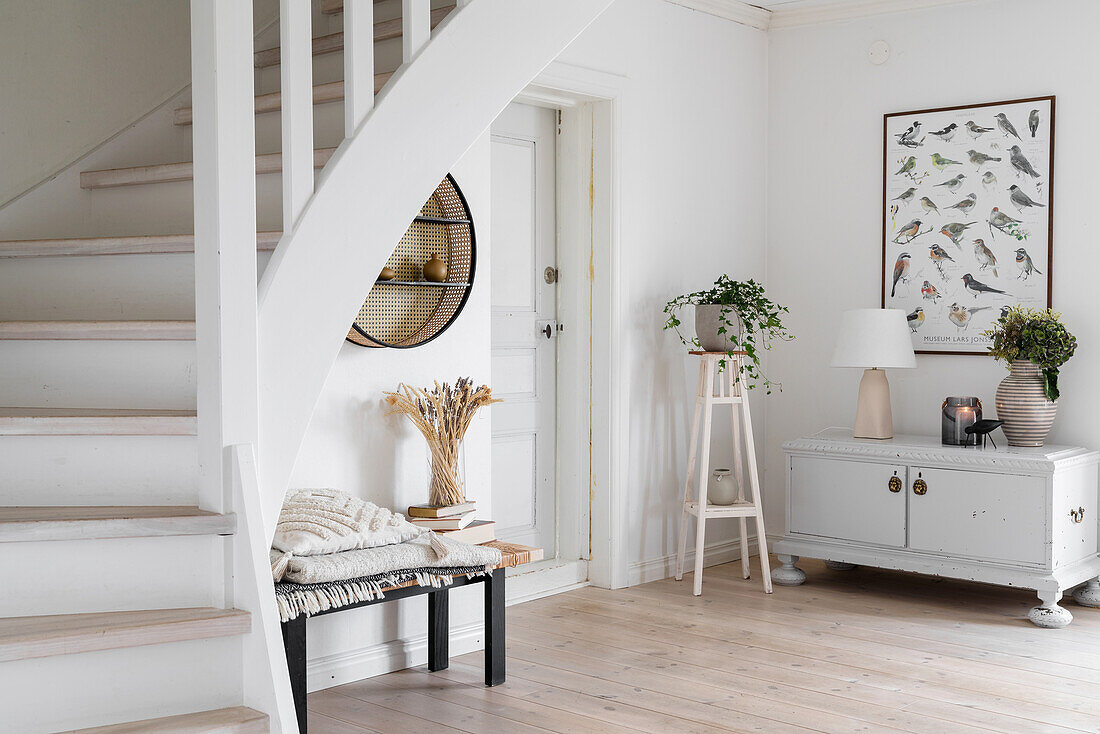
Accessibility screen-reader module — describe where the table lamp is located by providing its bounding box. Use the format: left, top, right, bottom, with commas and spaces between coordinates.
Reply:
830, 309, 917, 440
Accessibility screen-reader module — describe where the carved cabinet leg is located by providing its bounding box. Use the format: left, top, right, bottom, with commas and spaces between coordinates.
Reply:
1073, 578, 1100, 608
771, 554, 806, 586
1029, 589, 1073, 628
824, 560, 857, 571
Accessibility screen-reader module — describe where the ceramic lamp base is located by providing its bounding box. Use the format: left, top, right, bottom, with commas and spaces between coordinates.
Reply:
853, 368, 893, 440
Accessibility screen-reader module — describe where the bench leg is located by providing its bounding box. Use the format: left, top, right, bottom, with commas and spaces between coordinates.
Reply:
281, 615, 308, 734
484, 568, 506, 686
428, 588, 450, 671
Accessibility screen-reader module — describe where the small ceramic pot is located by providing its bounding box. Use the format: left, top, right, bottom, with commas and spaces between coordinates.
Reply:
423, 256, 448, 283
378, 266, 396, 281
995, 360, 1058, 447
694, 304, 740, 352
708, 468, 737, 506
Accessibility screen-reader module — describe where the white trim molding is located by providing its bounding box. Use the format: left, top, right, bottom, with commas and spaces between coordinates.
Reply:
630, 532, 779, 586
664, 0, 985, 31
768, 0, 984, 29
663, 0, 771, 29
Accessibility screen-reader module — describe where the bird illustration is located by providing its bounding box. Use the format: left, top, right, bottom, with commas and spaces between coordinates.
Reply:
1029, 109, 1040, 138
965, 120, 994, 138
947, 193, 978, 214
981, 171, 998, 191
962, 273, 1007, 298
1016, 248, 1042, 279
892, 187, 917, 206
929, 242, 955, 277
920, 196, 940, 216
1008, 184, 1045, 212
1009, 145, 1041, 178
931, 153, 962, 171
988, 207, 1022, 238
929, 123, 958, 142
894, 156, 918, 177
893, 219, 923, 244
973, 238, 998, 277
994, 113, 1022, 140
948, 303, 972, 332
895, 121, 922, 146
941, 221, 977, 247
907, 307, 925, 332
891, 253, 911, 297
921, 280, 942, 302
934, 174, 966, 193
967, 149, 1001, 169
1000, 305, 1011, 319
890, 204, 899, 227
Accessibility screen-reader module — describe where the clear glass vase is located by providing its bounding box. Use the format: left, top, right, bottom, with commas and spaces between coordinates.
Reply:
428, 439, 466, 507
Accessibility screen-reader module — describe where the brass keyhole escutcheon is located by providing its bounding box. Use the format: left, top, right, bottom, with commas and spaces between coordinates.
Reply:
888, 476, 902, 493
913, 478, 928, 496
1070, 507, 1086, 524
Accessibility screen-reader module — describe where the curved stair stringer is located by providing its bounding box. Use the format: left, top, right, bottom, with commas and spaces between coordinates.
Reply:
256, 0, 613, 538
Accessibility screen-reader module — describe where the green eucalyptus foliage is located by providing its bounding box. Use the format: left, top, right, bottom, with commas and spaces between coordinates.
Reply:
982, 306, 1076, 402
664, 276, 793, 394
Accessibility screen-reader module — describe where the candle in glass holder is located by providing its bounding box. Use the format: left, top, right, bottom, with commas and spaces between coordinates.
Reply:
942, 397, 982, 446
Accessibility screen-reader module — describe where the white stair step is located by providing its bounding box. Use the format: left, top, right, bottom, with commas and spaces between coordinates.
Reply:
67, 706, 268, 734
0, 321, 195, 341
0, 607, 250, 662
322, 0, 388, 13
80, 149, 336, 190
174, 74, 392, 126
0, 409, 197, 436
253, 5, 453, 68
0, 506, 235, 542
0, 232, 281, 258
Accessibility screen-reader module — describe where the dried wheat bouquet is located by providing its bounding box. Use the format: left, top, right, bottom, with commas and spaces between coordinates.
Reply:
384, 378, 501, 506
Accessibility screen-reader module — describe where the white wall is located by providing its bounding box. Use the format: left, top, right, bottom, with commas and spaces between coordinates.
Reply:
764, 0, 1100, 529
558, 0, 770, 582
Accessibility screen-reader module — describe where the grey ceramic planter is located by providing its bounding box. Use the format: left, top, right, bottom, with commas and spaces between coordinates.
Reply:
695, 304, 741, 352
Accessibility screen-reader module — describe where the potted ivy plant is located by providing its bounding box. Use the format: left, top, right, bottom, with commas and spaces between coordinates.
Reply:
982, 306, 1076, 447
664, 276, 793, 393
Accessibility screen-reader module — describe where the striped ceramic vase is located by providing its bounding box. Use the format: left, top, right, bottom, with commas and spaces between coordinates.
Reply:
995, 360, 1058, 447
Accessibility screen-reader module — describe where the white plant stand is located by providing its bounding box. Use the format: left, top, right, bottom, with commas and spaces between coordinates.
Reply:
675, 351, 772, 596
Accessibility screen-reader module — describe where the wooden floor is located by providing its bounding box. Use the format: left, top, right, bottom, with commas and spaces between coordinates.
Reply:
307, 557, 1100, 733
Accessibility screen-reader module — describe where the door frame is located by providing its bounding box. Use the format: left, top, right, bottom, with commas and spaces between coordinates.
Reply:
514, 61, 627, 591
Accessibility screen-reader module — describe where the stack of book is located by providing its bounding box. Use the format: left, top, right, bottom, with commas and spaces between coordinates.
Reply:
407, 501, 495, 544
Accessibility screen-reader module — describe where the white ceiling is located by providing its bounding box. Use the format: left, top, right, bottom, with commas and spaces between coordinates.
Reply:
669, 0, 981, 30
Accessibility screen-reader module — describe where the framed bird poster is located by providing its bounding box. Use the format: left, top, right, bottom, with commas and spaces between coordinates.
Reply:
882, 96, 1054, 355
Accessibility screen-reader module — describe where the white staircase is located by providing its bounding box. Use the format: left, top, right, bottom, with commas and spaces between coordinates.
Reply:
0, 0, 612, 731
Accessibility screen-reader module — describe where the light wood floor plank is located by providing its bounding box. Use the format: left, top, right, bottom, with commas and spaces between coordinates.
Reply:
308, 556, 1100, 733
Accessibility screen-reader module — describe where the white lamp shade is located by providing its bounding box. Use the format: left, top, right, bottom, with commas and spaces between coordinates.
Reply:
830, 309, 917, 369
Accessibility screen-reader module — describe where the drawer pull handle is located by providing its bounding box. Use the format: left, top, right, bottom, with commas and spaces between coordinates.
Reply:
913, 478, 928, 496
1070, 507, 1086, 524
888, 476, 902, 493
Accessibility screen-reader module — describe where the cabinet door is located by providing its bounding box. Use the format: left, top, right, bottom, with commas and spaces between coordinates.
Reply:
789, 456, 906, 547
908, 466, 1046, 565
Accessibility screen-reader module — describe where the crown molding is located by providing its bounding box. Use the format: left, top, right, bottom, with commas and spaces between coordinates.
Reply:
663, 0, 772, 30
767, 0, 981, 29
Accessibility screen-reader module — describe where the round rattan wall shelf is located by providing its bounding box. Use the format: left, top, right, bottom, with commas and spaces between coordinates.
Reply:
347, 174, 476, 349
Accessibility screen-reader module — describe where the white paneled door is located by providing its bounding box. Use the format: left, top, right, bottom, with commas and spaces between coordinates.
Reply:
491, 102, 558, 554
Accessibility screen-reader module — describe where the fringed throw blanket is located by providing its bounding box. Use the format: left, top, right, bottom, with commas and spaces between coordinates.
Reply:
273, 533, 503, 622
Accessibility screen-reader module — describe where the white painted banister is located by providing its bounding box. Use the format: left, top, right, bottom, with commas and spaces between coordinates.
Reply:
344, 0, 375, 137
280, 0, 314, 231
231, 443, 298, 734
189, 0, 259, 518
402, 0, 431, 63
256, 0, 615, 541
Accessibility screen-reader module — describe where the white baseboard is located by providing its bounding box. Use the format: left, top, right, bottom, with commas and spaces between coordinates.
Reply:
306, 621, 484, 692
506, 558, 589, 606
628, 532, 783, 586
